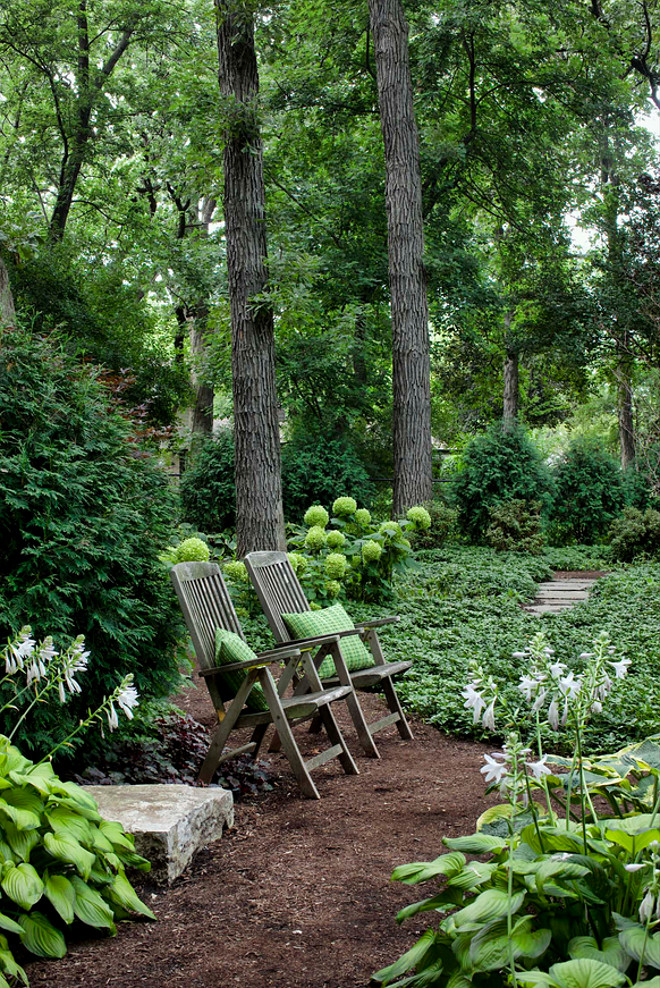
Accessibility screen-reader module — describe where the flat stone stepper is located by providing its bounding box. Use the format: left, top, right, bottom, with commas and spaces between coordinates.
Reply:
85, 784, 234, 884
524, 576, 600, 616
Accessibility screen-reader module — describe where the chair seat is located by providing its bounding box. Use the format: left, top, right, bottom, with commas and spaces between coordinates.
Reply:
321, 659, 413, 689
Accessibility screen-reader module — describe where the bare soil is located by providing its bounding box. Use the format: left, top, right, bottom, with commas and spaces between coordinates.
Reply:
27, 684, 499, 988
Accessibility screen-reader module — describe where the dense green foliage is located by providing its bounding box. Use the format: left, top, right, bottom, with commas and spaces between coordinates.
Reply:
407, 499, 459, 550
550, 440, 626, 544
179, 432, 236, 533
281, 433, 373, 520
452, 424, 554, 540
609, 506, 660, 562
485, 500, 545, 554
0, 330, 184, 754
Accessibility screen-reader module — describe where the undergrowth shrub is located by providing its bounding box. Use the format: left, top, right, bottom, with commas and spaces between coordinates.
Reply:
452, 423, 553, 541
549, 439, 625, 544
179, 430, 236, 533
486, 500, 545, 554
281, 432, 373, 520
0, 329, 184, 755
609, 506, 660, 562
407, 499, 458, 549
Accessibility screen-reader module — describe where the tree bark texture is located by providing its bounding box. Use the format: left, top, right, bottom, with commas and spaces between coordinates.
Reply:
502, 349, 519, 425
369, 0, 433, 513
0, 255, 16, 329
615, 357, 636, 471
216, 1, 285, 556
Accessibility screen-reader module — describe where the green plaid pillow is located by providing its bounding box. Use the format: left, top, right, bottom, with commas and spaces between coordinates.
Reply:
213, 629, 269, 712
281, 603, 375, 679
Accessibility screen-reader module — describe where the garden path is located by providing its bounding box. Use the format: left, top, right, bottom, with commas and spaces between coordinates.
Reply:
524, 570, 605, 616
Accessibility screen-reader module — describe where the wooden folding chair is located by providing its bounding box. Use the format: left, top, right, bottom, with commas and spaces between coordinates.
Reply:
244, 551, 414, 759
170, 561, 359, 799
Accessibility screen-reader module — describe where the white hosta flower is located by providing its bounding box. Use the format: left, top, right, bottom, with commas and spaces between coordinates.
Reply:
519, 673, 544, 703
117, 684, 139, 720
640, 890, 655, 924
512, 651, 527, 660
559, 671, 581, 700
462, 683, 486, 724
609, 657, 631, 679
6, 629, 36, 674
548, 698, 560, 731
624, 863, 646, 873
591, 700, 603, 715
548, 660, 567, 680
481, 752, 508, 785
107, 702, 119, 731
526, 755, 552, 780
482, 699, 496, 732
531, 688, 547, 713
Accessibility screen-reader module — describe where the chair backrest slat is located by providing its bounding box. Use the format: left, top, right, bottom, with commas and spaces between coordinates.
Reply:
245, 551, 310, 641
170, 562, 244, 671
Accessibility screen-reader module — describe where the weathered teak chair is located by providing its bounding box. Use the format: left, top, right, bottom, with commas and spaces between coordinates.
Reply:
244, 551, 414, 759
170, 561, 359, 799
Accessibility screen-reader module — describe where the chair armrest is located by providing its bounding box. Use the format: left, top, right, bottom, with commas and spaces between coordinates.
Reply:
283, 632, 343, 649
198, 656, 274, 677
256, 645, 303, 661
354, 616, 400, 631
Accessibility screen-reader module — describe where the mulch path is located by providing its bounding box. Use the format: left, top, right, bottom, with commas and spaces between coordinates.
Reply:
27, 682, 499, 988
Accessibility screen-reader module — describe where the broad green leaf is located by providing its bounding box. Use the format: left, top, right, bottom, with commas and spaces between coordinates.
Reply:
0, 913, 25, 935
397, 889, 464, 923
105, 871, 156, 920
12, 762, 57, 795
523, 825, 584, 854
0, 800, 40, 831
622, 740, 660, 774
70, 876, 115, 930
373, 929, 438, 983
548, 958, 627, 988
98, 819, 136, 851
619, 926, 660, 969
44, 874, 75, 924
3, 823, 39, 861
605, 827, 660, 855
444, 834, 506, 854
89, 826, 114, 854
629, 978, 660, 987
447, 861, 496, 890
535, 859, 590, 885
0, 944, 27, 984
18, 911, 66, 959
43, 832, 95, 879
568, 937, 631, 974
513, 925, 552, 959
0, 862, 43, 909
516, 972, 555, 987
453, 888, 525, 928
393, 852, 467, 884
2, 788, 44, 816
476, 803, 513, 830
46, 807, 94, 845
0, 842, 14, 866
602, 815, 655, 835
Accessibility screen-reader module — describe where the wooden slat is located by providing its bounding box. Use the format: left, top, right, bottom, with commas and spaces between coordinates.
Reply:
368, 712, 401, 735
305, 744, 343, 771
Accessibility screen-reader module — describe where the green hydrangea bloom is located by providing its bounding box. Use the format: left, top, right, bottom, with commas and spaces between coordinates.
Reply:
325, 580, 341, 598
303, 505, 329, 528
223, 560, 248, 582
175, 537, 210, 563
332, 496, 357, 517
305, 526, 327, 551
288, 552, 308, 575
406, 505, 432, 530
354, 508, 371, 527
400, 538, 411, 550
324, 552, 347, 579
326, 529, 346, 549
379, 520, 402, 538
362, 540, 383, 564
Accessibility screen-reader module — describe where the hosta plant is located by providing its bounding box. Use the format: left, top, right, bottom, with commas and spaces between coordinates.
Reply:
375, 632, 660, 988
0, 630, 155, 987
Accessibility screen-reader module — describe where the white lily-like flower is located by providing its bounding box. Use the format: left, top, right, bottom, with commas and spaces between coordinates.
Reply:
548, 660, 567, 679
531, 688, 547, 713
482, 698, 496, 731
609, 657, 631, 679
624, 863, 646, 873
548, 698, 560, 731
481, 752, 508, 785
462, 683, 486, 724
106, 702, 119, 731
640, 889, 655, 924
526, 755, 552, 780
591, 700, 603, 715
558, 671, 581, 700
117, 684, 139, 720
519, 674, 543, 702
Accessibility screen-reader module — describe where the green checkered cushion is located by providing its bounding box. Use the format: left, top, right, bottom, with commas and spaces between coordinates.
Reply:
281, 603, 375, 679
213, 629, 269, 712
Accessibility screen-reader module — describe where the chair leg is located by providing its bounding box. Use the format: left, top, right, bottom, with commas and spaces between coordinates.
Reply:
198, 716, 236, 784
258, 669, 320, 799
250, 723, 270, 757
317, 704, 359, 776
383, 676, 414, 740
326, 643, 380, 759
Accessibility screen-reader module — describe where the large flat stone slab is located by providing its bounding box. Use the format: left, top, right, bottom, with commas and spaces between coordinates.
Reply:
85, 784, 234, 884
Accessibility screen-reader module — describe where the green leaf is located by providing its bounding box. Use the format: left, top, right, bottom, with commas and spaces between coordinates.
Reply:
0, 800, 40, 831
0, 862, 43, 909
453, 888, 526, 928
0, 942, 28, 984
444, 834, 506, 854
605, 827, 660, 855
70, 876, 116, 931
98, 819, 136, 851
3, 823, 38, 861
46, 807, 94, 845
0, 913, 25, 935
373, 929, 438, 983
476, 803, 513, 830
396, 889, 464, 923
548, 958, 627, 988
18, 911, 66, 959
619, 926, 660, 969
2, 788, 44, 817
43, 832, 96, 879
568, 937, 631, 974
105, 872, 156, 920
44, 874, 76, 924
392, 852, 467, 884
447, 860, 496, 890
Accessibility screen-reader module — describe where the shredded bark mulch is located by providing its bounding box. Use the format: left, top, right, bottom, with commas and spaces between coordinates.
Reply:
27, 684, 498, 988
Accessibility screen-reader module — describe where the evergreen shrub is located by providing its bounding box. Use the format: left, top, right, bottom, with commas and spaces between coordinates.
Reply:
486, 499, 545, 554
452, 422, 553, 541
0, 329, 184, 755
179, 430, 236, 533
407, 499, 458, 549
281, 433, 372, 520
550, 439, 625, 544
609, 506, 660, 562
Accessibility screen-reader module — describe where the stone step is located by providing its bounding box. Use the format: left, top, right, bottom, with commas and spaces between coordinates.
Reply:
537, 582, 594, 591
86, 784, 234, 884
535, 590, 589, 600
525, 604, 574, 614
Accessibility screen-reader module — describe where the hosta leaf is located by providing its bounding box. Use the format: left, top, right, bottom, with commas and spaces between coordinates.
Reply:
568, 937, 631, 974
447, 861, 496, 890
0, 913, 25, 935
619, 926, 660, 969
396, 889, 464, 923
373, 929, 438, 983
70, 876, 115, 930
629, 978, 660, 987
104, 872, 156, 920
18, 911, 66, 959
46, 807, 94, 845
0, 944, 28, 983
0, 800, 40, 832
12, 762, 57, 795
535, 859, 590, 885
444, 834, 506, 854
98, 820, 136, 851
453, 888, 525, 928
476, 803, 513, 830
89, 826, 114, 854
0, 842, 14, 866
548, 958, 627, 988
2, 823, 39, 862
2, 789, 44, 816
393, 852, 467, 885
0, 863, 43, 909
44, 874, 75, 925
50, 783, 101, 821
43, 832, 95, 879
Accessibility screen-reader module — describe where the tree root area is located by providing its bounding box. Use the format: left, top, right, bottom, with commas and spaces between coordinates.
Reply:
27, 686, 497, 988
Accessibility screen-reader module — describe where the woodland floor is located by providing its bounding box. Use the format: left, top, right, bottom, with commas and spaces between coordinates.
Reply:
26, 684, 499, 988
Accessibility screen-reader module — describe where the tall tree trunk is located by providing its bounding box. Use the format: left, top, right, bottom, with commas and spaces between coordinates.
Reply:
189, 305, 214, 437
502, 349, 519, 426
369, 0, 433, 513
216, 0, 285, 556
0, 255, 15, 329
615, 354, 635, 471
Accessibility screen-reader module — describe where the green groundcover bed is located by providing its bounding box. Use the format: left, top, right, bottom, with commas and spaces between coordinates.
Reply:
241, 545, 660, 754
